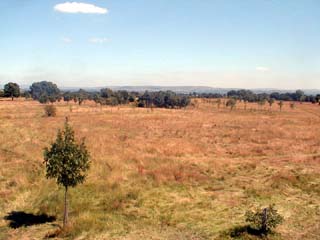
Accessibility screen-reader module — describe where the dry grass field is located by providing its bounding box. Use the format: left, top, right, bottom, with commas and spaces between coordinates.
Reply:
0, 98, 319, 239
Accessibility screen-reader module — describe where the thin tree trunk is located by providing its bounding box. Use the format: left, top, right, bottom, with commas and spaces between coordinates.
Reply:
262, 208, 267, 233
63, 186, 68, 228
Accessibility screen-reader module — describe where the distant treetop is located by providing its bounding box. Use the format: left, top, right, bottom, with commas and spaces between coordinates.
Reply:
4, 82, 20, 100
30, 81, 61, 103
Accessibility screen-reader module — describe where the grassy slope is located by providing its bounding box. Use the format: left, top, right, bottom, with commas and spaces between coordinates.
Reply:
0, 99, 319, 239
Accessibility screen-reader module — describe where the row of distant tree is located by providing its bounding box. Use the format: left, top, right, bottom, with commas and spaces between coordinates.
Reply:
2, 82, 320, 108
194, 89, 320, 104
0, 81, 190, 109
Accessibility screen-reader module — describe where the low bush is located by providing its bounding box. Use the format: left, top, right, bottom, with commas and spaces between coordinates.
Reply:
245, 204, 283, 234
44, 105, 57, 117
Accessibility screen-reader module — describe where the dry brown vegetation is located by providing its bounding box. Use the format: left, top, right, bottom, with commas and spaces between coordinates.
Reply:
0, 98, 319, 239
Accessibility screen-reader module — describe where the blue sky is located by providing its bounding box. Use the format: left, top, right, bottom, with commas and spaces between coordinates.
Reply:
0, 0, 319, 88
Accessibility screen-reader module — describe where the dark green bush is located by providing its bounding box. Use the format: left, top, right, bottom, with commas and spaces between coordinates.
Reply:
44, 105, 57, 117
245, 204, 283, 234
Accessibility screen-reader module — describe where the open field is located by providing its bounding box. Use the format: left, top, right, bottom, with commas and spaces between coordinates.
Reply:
0, 99, 319, 239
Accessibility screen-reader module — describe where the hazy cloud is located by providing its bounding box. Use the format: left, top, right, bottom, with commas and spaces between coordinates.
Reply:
61, 37, 72, 43
88, 37, 110, 44
54, 2, 108, 14
256, 66, 270, 72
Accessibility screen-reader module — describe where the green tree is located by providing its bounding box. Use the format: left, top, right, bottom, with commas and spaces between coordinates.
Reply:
63, 92, 73, 103
4, 82, 20, 100
39, 94, 49, 104
76, 89, 89, 105
30, 81, 60, 103
44, 119, 90, 228
245, 204, 283, 234
295, 90, 304, 102
22, 91, 31, 99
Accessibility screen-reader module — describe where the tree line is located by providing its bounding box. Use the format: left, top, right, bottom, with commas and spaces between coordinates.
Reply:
2, 82, 320, 107
195, 89, 320, 104
0, 81, 190, 109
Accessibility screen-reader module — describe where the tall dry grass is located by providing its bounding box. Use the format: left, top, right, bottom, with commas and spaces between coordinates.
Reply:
0, 98, 319, 239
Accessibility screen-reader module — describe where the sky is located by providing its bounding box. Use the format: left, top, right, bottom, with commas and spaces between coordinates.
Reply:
0, 0, 320, 89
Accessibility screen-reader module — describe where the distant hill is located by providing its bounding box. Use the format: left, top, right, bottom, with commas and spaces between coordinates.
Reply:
61, 86, 320, 95
2, 84, 320, 95
59, 86, 230, 94
108, 86, 229, 94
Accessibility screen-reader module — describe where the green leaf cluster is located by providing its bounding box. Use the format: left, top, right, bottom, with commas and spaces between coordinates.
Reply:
4, 82, 20, 98
245, 204, 284, 233
44, 119, 90, 188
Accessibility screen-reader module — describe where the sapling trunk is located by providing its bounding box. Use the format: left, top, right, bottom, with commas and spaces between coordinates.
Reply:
63, 186, 68, 228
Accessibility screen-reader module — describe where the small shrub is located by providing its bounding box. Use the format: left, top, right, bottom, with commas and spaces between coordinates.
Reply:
44, 105, 57, 117
245, 204, 283, 234
290, 102, 295, 109
226, 98, 237, 110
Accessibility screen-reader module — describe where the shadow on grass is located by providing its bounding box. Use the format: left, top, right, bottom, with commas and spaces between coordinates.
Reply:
217, 225, 279, 239
229, 225, 262, 237
4, 211, 56, 228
